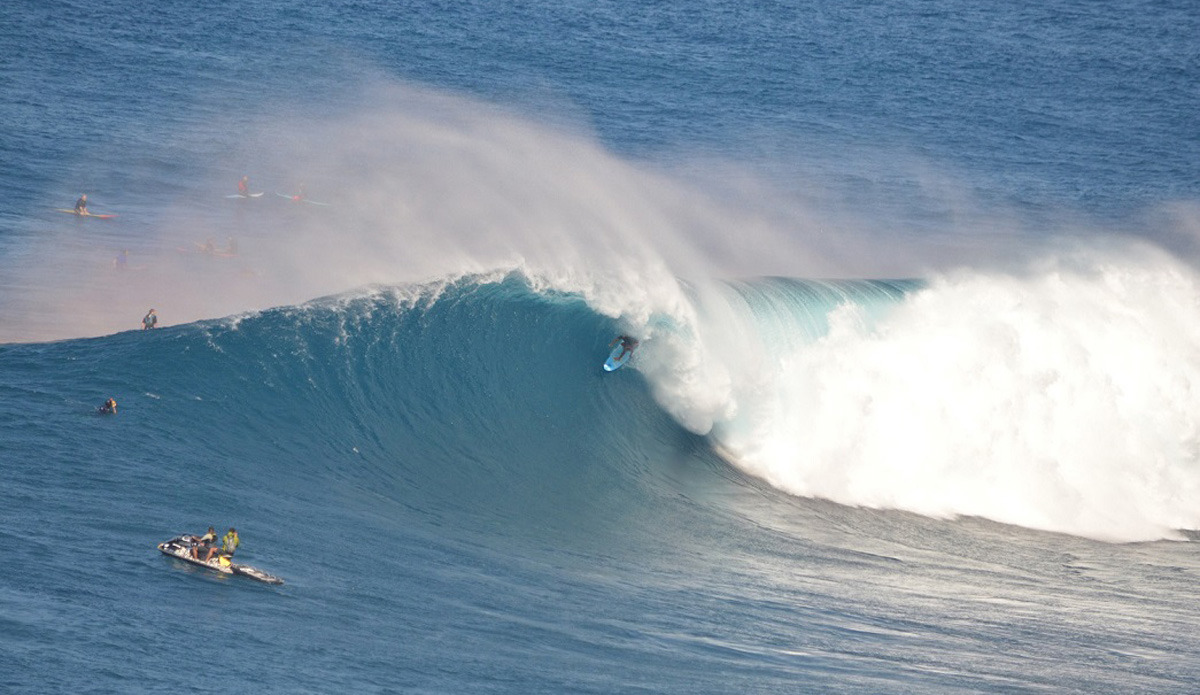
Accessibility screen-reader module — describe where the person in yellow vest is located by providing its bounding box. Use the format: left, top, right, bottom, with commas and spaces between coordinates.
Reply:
203, 528, 239, 562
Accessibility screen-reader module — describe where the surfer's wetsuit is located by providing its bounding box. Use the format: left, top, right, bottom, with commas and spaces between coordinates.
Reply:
616, 336, 639, 358
74, 196, 88, 214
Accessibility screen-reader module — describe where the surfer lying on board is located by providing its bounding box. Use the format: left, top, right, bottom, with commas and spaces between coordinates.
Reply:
74, 194, 89, 215
609, 335, 639, 361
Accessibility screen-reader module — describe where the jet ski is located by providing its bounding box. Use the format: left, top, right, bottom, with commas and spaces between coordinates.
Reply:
157, 535, 284, 585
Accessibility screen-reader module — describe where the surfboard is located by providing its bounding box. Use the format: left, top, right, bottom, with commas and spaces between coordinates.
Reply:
56, 209, 117, 219
604, 344, 634, 372
276, 192, 330, 206
225, 192, 264, 198
177, 244, 237, 258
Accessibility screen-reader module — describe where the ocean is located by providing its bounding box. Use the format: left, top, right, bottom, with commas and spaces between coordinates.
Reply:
3, 0, 1200, 692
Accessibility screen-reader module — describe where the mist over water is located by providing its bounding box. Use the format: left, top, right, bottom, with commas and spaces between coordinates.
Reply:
1, 84, 783, 339
10, 78, 1178, 344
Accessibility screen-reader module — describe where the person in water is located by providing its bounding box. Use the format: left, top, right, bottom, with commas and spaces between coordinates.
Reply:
98, 397, 117, 414
203, 527, 239, 562
74, 193, 89, 214
238, 175, 250, 196
142, 308, 158, 330
190, 526, 218, 560
609, 335, 639, 361
113, 249, 128, 270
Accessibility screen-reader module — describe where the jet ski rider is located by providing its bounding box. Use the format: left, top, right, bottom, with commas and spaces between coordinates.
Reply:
190, 527, 218, 560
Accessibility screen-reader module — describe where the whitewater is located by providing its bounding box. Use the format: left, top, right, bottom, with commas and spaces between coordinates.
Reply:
3, 0, 1200, 693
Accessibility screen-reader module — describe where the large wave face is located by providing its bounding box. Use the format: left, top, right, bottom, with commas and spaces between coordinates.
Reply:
14, 250, 1200, 546
148, 247, 1200, 543
64, 274, 717, 555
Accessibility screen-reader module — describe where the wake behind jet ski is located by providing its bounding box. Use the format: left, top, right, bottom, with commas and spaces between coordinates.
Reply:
157, 534, 283, 585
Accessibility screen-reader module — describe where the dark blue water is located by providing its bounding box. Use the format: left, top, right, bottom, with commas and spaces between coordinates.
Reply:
4, 1, 1200, 693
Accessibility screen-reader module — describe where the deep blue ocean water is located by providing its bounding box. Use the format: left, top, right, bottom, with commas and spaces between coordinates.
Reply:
3, 1, 1200, 693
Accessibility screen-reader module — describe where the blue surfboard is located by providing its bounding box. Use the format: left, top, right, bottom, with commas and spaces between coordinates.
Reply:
604, 344, 634, 372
